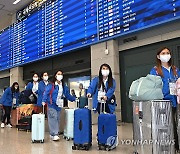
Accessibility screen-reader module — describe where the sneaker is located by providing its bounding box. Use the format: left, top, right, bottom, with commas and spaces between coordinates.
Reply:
6, 124, 12, 128
1, 123, 5, 128
53, 135, 60, 141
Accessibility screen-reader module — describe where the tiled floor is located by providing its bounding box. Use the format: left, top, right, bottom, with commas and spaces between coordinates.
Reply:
0, 123, 134, 154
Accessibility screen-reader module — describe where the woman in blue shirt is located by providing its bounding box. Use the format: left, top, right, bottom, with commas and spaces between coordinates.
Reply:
26, 73, 39, 95
87, 63, 116, 114
42, 70, 76, 141
150, 47, 180, 151
37, 72, 49, 107
1, 82, 20, 128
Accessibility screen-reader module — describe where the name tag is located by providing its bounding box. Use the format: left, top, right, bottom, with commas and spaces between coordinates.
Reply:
169, 82, 176, 95
13, 98, 16, 105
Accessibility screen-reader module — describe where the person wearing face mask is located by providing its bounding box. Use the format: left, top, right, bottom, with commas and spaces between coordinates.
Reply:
150, 47, 180, 152
42, 70, 76, 141
37, 72, 49, 107
87, 63, 116, 114
26, 73, 39, 103
0, 82, 20, 128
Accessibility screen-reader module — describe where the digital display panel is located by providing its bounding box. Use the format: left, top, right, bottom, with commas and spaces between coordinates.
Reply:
0, 0, 180, 71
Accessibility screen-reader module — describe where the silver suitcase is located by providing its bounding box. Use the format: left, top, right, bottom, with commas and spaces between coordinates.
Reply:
63, 109, 75, 140
133, 100, 175, 154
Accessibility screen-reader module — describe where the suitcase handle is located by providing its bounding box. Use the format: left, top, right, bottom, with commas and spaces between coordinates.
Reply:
139, 111, 143, 120
43, 105, 45, 114
100, 97, 106, 113
79, 120, 82, 131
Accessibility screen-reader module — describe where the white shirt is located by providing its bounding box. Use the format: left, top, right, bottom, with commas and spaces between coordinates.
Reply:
98, 78, 108, 102
44, 81, 48, 86
55, 81, 63, 98
32, 82, 38, 93
55, 81, 64, 107
99, 78, 108, 92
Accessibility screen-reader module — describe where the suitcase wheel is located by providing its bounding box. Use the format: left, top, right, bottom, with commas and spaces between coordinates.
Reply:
98, 145, 102, 150
40, 140, 44, 143
105, 147, 111, 151
85, 145, 90, 151
77, 146, 80, 150
66, 137, 70, 141
72, 145, 76, 150
32, 140, 35, 143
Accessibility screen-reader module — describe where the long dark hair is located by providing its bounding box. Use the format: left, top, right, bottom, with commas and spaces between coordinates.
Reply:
98, 63, 113, 91
156, 47, 177, 77
11, 82, 19, 93
52, 70, 64, 86
40, 72, 48, 81
31, 73, 39, 83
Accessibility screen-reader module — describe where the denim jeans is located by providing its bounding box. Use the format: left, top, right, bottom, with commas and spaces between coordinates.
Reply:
47, 107, 61, 136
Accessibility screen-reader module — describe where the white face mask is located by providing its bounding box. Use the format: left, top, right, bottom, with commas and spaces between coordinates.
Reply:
159, 54, 171, 63
56, 75, 63, 81
33, 77, 38, 82
101, 70, 110, 77
15, 87, 18, 90
43, 76, 48, 81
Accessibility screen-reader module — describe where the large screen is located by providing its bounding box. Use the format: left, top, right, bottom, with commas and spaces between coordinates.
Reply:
0, 0, 180, 71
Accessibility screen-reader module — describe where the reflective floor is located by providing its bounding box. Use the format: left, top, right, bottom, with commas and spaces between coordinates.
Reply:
0, 123, 134, 154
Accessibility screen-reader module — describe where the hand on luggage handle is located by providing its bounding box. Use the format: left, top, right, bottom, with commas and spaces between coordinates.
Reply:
42, 102, 46, 114
87, 93, 91, 97
84, 105, 88, 109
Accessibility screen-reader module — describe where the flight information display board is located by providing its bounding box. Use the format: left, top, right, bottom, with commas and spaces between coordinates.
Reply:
0, 0, 180, 71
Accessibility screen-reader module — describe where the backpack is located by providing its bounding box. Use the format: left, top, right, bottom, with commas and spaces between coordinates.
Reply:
19, 90, 37, 104
129, 74, 164, 101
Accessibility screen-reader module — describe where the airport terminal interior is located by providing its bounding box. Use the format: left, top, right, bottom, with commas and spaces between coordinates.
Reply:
0, 0, 180, 154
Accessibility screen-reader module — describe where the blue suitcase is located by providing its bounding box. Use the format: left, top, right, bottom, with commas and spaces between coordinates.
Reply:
72, 108, 92, 150
97, 103, 117, 151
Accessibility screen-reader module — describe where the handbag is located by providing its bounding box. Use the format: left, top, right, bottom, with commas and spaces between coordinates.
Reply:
106, 94, 116, 104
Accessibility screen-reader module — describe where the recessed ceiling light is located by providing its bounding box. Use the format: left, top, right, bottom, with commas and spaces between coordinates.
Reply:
13, 0, 21, 5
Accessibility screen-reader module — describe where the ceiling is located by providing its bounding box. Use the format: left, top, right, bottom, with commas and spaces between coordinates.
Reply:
0, 0, 33, 28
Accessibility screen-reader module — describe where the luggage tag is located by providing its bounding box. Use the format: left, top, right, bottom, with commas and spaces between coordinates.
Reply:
13, 98, 16, 105
169, 78, 177, 95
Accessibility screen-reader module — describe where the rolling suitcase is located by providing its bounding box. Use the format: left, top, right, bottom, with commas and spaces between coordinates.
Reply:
31, 106, 45, 143
133, 100, 175, 154
63, 108, 75, 140
72, 108, 92, 150
97, 102, 117, 151
59, 107, 69, 134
